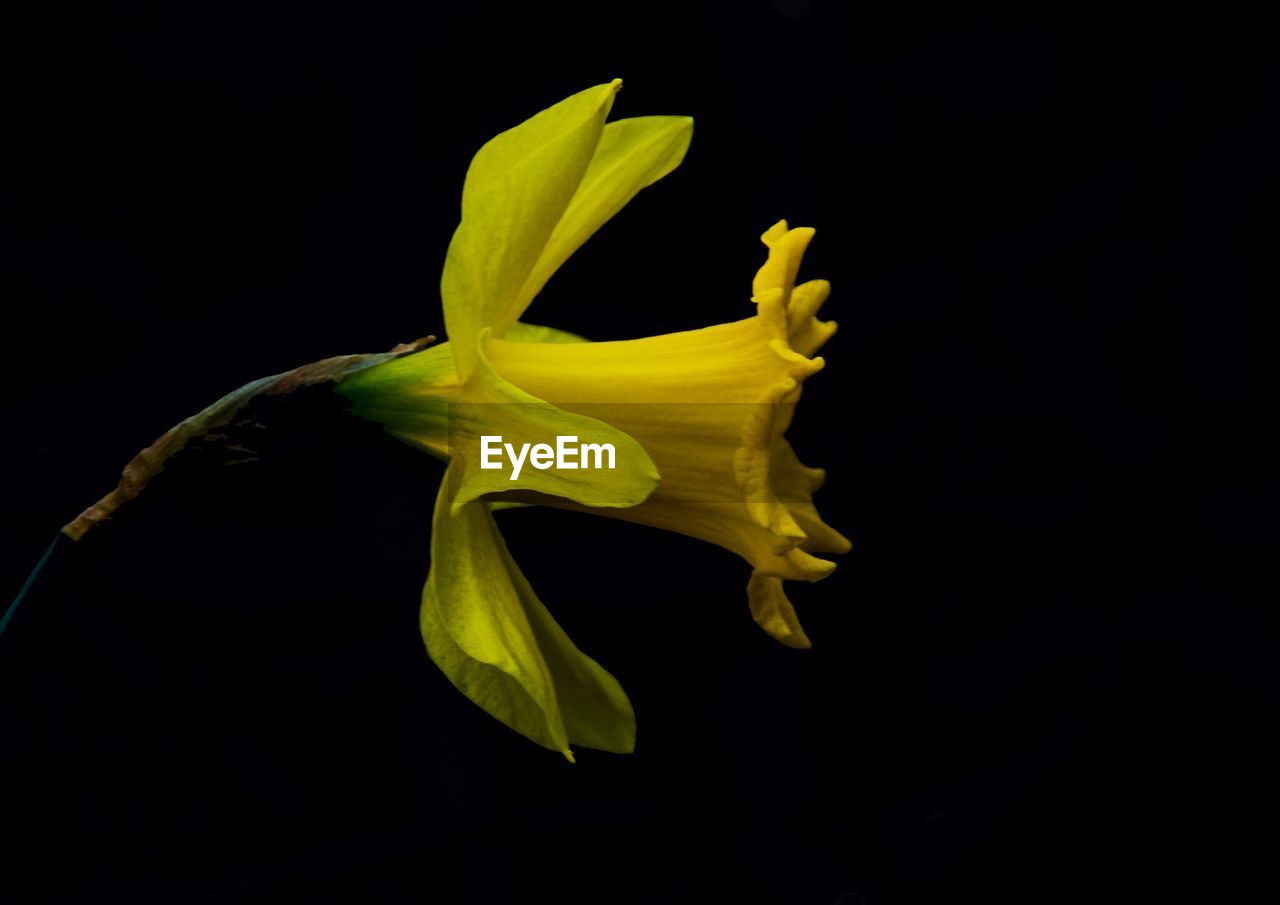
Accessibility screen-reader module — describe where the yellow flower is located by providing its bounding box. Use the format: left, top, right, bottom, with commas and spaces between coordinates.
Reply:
338, 80, 848, 760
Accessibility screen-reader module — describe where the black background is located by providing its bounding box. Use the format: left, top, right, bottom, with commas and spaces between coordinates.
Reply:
3, 2, 1279, 902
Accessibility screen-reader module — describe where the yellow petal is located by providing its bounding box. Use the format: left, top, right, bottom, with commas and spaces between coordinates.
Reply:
517, 116, 693, 311
444, 332, 660, 513
788, 280, 839, 357
752, 222, 838, 356
442, 81, 621, 376
746, 572, 812, 649
422, 467, 637, 759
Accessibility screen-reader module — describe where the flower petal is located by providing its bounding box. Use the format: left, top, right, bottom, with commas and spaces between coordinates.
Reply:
752, 220, 813, 300
445, 332, 661, 514
752, 222, 838, 357
517, 115, 693, 311
423, 468, 637, 759
442, 81, 621, 376
746, 572, 813, 649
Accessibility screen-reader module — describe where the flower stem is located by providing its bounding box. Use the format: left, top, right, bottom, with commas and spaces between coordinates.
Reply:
62, 337, 434, 542
0, 533, 64, 643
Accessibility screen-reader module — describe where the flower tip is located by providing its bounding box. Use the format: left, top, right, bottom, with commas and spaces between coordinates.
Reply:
562, 746, 577, 764
781, 632, 813, 651
609, 77, 623, 92
747, 573, 815, 649
761, 220, 790, 245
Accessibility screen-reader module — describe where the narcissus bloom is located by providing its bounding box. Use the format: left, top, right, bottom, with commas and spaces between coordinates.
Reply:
337, 80, 848, 760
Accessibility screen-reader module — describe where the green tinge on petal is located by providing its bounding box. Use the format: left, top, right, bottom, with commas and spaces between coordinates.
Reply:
505, 321, 590, 344
442, 81, 621, 377
335, 342, 457, 461
516, 115, 693, 316
445, 333, 660, 513
423, 468, 637, 758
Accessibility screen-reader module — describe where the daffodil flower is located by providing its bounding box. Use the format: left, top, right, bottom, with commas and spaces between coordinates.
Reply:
335, 80, 849, 760
44, 80, 846, 760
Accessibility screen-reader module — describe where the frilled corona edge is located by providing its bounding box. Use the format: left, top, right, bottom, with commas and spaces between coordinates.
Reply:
739, 221, 851, 647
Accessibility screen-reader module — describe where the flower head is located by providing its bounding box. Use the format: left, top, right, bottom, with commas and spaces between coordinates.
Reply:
338, 81, 847, 759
